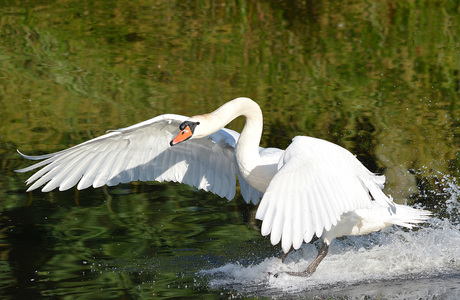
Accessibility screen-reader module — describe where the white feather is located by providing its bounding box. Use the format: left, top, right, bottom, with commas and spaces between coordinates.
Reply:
16, 112, 261, 203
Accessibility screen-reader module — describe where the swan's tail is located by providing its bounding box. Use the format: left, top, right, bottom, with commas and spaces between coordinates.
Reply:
386, 204, 432, 229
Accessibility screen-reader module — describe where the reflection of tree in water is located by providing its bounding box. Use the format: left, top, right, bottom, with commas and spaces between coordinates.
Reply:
0, 181, 272, 298
0, 0, 459, 298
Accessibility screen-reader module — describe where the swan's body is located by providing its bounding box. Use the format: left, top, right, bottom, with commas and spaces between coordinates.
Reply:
16, 97, 430, 276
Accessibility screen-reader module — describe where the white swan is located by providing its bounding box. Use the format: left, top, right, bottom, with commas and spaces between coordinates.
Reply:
16, 97, 430, 276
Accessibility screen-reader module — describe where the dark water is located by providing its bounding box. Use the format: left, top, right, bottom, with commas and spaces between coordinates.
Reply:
1, 0, 460, 298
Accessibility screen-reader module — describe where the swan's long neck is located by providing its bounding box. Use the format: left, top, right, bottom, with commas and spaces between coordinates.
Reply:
197, 97, 263, 180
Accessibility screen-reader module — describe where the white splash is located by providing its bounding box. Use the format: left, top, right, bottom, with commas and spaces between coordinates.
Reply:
200, 172, 460, 297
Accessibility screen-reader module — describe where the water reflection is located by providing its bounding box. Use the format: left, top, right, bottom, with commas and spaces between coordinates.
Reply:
1, 0, 460, 298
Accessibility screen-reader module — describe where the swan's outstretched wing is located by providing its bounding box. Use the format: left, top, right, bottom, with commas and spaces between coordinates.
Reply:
16, 114, 261, 203
255, 136, 394, 253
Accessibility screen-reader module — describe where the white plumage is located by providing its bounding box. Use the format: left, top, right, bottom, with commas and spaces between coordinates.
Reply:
16, 97, 430, 276
18, 114, 260, 201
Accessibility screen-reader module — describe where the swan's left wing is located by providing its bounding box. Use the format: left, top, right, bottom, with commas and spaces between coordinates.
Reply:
16, 114, 263, 203
16, 114, 235, 199
255, 136, 392, 253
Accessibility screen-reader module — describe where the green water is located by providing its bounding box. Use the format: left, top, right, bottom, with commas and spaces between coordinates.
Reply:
1, 0, 459, 298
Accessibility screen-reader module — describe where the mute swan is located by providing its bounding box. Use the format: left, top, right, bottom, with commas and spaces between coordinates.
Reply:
16, 97, 430, 276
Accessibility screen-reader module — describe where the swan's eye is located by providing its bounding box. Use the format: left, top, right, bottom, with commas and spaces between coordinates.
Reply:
179, 121, 199, 132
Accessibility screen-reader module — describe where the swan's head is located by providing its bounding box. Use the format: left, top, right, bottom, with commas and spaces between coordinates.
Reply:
170, 115, 214, 146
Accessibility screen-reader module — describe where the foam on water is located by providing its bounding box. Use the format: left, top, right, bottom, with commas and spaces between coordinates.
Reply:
200, 172, 460, 297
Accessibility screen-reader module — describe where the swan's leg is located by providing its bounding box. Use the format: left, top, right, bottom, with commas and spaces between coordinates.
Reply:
287, 242, 329, 277
279, 248, 292, 262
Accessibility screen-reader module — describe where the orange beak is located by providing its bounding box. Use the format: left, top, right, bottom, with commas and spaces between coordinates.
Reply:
170, 125, 193, 146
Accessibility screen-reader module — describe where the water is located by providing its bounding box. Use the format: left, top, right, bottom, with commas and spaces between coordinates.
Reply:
203, 222, 460, 298
5, 170, 459, 299
1, 0, 460, 298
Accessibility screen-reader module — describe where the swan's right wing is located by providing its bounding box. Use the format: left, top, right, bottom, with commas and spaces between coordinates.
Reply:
16, 114, 245, 200
255, 136, 392, 253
